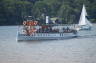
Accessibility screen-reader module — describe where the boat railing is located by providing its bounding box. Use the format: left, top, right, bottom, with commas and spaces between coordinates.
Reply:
19, 33, 74, 37
18, 24, 78, 35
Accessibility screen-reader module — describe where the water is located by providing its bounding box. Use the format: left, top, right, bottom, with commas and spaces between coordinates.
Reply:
0, 25, 96, 63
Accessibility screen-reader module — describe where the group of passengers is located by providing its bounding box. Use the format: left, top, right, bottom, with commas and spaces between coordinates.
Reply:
36, 26, 73, 33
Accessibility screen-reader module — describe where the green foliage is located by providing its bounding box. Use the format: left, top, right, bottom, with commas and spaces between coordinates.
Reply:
0, 0, 96, 25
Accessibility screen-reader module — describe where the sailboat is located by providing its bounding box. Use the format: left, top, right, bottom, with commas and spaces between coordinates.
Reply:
78, 4, 92, 30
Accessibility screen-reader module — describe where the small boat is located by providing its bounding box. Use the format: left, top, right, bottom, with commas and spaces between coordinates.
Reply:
77, 4, 92, 30
17, 16, 77, 41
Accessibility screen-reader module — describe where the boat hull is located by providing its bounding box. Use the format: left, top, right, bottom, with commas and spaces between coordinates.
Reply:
17, 33, 77, 41
79, 25, 91, 30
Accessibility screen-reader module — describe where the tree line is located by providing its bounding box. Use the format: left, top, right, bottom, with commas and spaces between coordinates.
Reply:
0, 0, 96, 25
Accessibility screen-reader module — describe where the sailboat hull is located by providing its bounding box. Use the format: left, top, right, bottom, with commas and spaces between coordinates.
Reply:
80, 25, 91, 30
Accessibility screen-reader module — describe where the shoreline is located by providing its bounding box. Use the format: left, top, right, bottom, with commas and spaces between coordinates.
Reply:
0, 23, 96, 26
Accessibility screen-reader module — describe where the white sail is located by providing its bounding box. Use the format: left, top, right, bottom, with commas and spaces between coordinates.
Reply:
78, 5, 87, 25
86, 18, 92, 26
78, 5, 92, 26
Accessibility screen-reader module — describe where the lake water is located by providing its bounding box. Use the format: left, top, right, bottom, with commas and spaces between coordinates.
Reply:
0, 25, 96, 63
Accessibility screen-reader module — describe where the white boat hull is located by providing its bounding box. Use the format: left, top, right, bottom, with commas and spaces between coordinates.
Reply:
79, 25, 91, 30
17, 33, 77, 41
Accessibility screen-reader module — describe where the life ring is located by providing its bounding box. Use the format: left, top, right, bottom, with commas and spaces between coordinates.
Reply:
23, 21, 26, 25
33, 21, 38, 25
23, 21, 38, 26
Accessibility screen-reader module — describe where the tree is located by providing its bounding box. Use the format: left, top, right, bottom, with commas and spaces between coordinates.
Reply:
0, 0, 96, 25
32, 1, 50, 24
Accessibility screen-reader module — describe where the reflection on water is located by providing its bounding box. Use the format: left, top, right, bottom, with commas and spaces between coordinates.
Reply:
0, 25, 96, 63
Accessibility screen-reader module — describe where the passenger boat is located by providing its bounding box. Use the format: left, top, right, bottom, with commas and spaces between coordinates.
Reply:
17, 16, 78, 41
